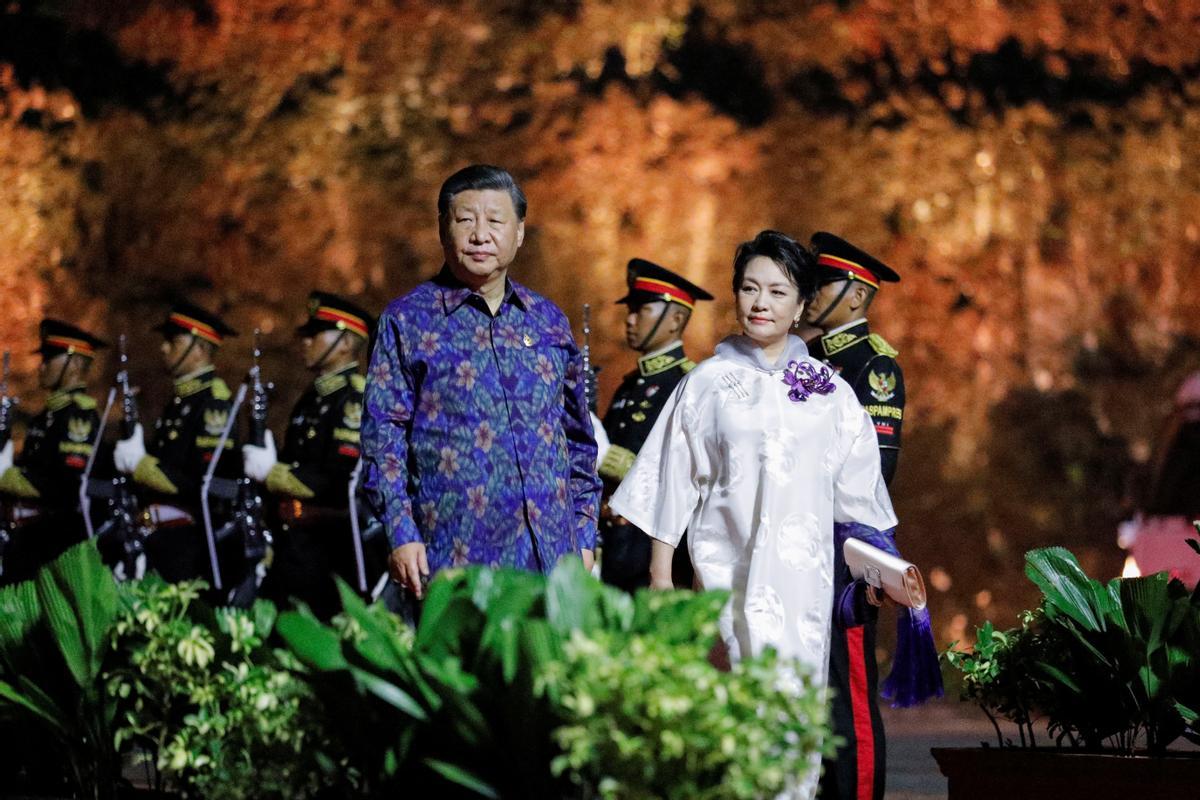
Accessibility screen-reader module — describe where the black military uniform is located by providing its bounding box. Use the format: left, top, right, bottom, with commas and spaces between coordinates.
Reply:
809, 234, 903, 800
258, 292, 387, 619
598, 259, 712, 592
0, 321, 105, 583
131, 303, 243, 586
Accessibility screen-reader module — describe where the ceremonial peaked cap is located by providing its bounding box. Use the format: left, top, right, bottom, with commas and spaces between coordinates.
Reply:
35, 319, 108, 360
811, 232, 900, 289
153, 300, 237, 346
615, 258, 714, 310
296, 290, 374, 340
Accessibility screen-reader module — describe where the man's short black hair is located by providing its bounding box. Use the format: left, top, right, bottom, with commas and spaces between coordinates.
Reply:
438, 164, 527, 220
731, 230, 819, 304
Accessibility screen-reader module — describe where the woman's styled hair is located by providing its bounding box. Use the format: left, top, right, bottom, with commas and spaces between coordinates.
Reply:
437, 164, 528, 220
731, 230, 819, 304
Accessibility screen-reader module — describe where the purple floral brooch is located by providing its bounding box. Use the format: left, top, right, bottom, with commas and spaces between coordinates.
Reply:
782, 360, 836, 403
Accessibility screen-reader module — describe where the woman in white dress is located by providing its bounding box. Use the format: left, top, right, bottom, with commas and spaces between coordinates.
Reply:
608, 230, 898, 796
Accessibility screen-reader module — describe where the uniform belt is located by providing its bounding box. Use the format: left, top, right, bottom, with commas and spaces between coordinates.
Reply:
144, 504, 194, 529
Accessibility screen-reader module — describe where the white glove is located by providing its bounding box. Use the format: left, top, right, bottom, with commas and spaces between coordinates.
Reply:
242, 430, 277, 483
113, 423, 147, 475
590, 411, 611, 471
0, 439, 13, 474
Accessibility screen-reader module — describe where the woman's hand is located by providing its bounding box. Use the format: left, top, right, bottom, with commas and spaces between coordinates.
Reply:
649, 574, 675, 591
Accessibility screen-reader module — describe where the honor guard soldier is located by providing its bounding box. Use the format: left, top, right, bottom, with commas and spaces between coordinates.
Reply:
113, 301, 242, 586
804, 232, 902, 800
598, 259, 712, 592
243, 292, 386, 619
0, 321, 106, 583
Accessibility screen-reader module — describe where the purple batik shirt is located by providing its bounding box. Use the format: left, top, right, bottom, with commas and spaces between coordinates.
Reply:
362, 267, 601, 574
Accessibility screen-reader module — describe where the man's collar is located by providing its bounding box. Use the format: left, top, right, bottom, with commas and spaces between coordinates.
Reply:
435, 265, 529, 315
314, 361, 359, 397
818, 318, 870, 358
174, 365, 216, 397
638, 342, 689, 377
826, 318, 870, 337
46, 384, 86, 412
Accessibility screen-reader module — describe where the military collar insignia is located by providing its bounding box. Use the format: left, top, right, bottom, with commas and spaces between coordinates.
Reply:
819, 320, 871, 357
315, 362, 358, 397
637, 343, 689, 377
174, 366, 216, 398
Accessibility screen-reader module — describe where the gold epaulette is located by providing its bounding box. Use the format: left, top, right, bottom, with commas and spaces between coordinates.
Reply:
133, 455, 179, 495
0, 467, 41, 499
598, 444, 638, 482
73, 394, 98, 410
350, 374, 366, 393
265, 463, 315, 499
681, 359, 696, 373
210, 378, 232, 401
868, 333, 898, 358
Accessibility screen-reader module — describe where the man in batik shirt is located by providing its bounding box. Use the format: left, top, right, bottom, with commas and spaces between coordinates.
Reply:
362, 164, 601, 598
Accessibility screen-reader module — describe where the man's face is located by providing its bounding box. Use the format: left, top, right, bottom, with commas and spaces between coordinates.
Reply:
440, 189, 525, 289
302, 329, 347, 371
161, 333, 209, 375
625, 300, 676, 352
38, 353, 69, 390
803, 278, 853, 330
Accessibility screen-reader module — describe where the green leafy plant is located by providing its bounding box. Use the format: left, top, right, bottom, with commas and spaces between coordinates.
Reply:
108, 576, 331, 799
278, 559, 832, 798
546, 590, 832, 800
0, 541, 122, 799
945, 543, 1200, 753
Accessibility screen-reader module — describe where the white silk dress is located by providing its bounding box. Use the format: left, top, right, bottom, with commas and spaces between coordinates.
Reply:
608, 334, 897, 798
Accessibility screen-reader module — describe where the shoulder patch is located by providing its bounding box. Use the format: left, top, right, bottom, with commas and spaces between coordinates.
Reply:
73, 394, 98, 410
350, 373, 366, 393
868, 333, 898, 358
867, 369, 898, 402
210, 378, 232, 401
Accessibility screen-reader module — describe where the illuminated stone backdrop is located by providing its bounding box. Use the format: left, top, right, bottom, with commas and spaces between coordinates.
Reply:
4, 0, 1200, 648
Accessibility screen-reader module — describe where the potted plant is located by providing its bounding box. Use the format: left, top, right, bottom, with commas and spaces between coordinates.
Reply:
937, 537, 1200, 799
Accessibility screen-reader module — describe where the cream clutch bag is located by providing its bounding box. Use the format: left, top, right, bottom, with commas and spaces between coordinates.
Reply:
843, 538, 927, 610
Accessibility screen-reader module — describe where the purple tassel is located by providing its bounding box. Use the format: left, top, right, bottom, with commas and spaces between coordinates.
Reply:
880, 605, 944, 708
834, 522, 944, 708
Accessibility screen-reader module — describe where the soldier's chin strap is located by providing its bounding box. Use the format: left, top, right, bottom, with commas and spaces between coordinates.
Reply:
634, 303, 675, 352
169, 334, 201, 376
48, 354, 76, 392
311, 330, 349, 374
809, 279, 854, 329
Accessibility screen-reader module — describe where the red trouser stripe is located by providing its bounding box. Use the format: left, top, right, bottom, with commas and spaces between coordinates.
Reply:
846, 626, 875, 800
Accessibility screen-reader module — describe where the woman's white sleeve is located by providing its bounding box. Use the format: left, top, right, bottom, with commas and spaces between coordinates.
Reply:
833, 405, 899, 531
608, 378, 710, 547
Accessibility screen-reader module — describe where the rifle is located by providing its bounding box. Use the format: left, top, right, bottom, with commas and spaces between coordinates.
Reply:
83, 336, 149, 580
200, 330, 272, 601
238, 330, 272, 565
581, 303, 599, 415
347, 458, 387, 597
0, 352, 18, 575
